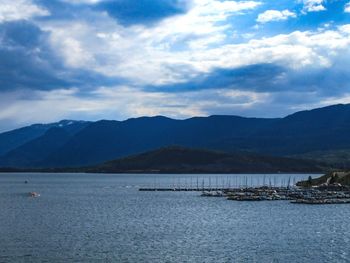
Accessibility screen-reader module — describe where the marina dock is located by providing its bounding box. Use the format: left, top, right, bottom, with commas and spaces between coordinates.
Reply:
139, 187, 240, 191
138, 177, 350, 204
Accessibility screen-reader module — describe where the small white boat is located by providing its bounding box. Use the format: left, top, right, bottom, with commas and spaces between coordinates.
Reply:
29, 192, 40, 198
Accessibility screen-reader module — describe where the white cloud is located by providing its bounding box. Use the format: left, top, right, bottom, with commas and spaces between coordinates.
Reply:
301, 0, 326, 13
150, 0, 261, 37
208, 27, 350, 70
339, 24, 350, 34
48, 23, 96, 68
256, 9, 296, 23
44, 18, 350, 88
345, 2, 350, 13
0, 0, 49, 22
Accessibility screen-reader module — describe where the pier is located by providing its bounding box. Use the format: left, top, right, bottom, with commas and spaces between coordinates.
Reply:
139, 186, 350, 204
138, 176, 350, 204
139, 187, 243, 192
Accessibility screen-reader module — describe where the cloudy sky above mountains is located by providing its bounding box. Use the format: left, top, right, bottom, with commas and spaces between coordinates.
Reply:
0, 0, 350, 131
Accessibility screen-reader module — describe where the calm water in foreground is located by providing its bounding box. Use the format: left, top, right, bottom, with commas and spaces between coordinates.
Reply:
0, 173, 349, 263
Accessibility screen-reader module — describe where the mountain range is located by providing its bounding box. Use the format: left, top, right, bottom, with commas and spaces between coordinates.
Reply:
1, 104, 350, 170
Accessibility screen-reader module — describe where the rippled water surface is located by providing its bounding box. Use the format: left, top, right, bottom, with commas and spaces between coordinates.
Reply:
0, 173, 350, 263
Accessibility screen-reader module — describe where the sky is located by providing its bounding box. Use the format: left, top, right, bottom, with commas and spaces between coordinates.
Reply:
0, 0, 350, 131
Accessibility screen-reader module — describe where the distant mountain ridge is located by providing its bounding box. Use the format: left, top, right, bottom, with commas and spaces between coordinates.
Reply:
0, 127, 73, 167
1, 104, 350, 169
0, 120, 89, 156
0, 120, 90, 167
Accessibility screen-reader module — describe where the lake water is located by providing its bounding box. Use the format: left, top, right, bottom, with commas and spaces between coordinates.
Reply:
0, 173, 349, 263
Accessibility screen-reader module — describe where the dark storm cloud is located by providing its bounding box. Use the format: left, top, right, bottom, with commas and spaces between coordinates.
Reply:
96, 0, 189, 26
35, 0, 189, 26
0, 21, 68, 91
0, 21, 43, 48
0, 20, 124, 92
148, 64, 287, 93
148, 62, 350, 97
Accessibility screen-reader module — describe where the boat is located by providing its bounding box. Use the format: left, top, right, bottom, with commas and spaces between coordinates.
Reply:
29, 192, 40, 197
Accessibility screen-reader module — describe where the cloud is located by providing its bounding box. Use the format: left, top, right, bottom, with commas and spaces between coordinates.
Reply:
345, 2, 350, 13
0, 21, 68, 91
149, 64, 286, 92
301, 0, 326, 13
256, 9, 296, 23
0, 20, 124, 91
0, 0, 49, 22
149, 57, 350, 97
95, 0, 190, 26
